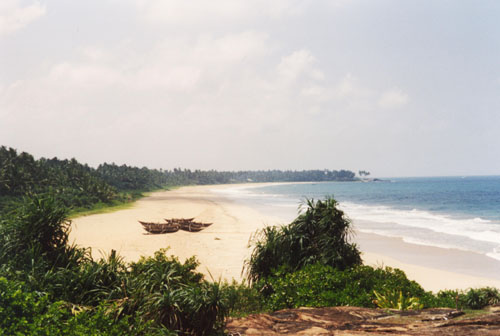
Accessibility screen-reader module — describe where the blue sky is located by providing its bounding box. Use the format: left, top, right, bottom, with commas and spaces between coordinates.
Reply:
1, 0, 499, 177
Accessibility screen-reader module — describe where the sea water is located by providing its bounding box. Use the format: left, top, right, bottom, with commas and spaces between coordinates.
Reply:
213, 176, 500, 262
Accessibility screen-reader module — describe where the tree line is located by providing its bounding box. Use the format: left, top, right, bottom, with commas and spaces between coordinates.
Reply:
0, 146, 357, 211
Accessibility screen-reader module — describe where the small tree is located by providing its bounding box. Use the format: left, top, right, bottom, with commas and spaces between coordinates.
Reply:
245, 197, 361, 283
358, 170, 370, 177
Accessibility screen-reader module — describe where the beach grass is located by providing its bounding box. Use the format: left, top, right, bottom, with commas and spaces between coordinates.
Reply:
69, 200, 139, 218
69, 186, 179, 219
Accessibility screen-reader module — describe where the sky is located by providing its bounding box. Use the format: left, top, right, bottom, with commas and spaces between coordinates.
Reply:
1, 0, 499, 177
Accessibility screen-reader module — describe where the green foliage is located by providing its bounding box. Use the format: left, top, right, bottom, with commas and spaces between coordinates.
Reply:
220, 280, 265, 317
124, 250, 227, 335
373, 290, 423, 310
253, 261, 500, 312
462, 287, 500, 309
0, 195, 89, 273
421, 287, 500, 310
97, 163, 169, 191
96, 164, 358, 188
0, 147, 117, 211
245, 197, 361, 283
1, 146, 358, 214
256, 263, 426, 311
0, 276, 168, 335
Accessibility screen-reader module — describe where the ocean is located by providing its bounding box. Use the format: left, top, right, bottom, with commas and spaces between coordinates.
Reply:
213, 176, 500, 262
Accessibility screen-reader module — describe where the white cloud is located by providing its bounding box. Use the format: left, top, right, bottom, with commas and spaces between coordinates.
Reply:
378, 88, 409, 109
136, 0, 306, 25
0, 0, 45, 36
277, 49, 323, 82
336, 73, 356, 97
0, 13, 413, 170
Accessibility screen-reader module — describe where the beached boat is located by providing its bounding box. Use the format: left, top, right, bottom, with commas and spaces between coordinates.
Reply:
179, 222, 205, 232
165, 218, 213, 228
165, 217, 195, 224
159, 218, 212, 232
192, 221, 213, 227
139, 221, 180, 234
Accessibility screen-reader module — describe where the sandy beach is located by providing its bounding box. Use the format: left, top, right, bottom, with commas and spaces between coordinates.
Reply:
70, 184, 284, 282
70, 184, 500, 292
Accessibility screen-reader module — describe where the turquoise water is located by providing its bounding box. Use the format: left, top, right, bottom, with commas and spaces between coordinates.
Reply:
214, 176, 500, 261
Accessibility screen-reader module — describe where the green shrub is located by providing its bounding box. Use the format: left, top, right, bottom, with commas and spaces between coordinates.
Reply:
0, 276, 168, 335
373, 290, 423, 310
245, 197, 361, 283
422, 287, 500, 310
256, 263, 428, 311
124, 249, 227, 335
220, 280, 265, 317
463, 287, 500, 309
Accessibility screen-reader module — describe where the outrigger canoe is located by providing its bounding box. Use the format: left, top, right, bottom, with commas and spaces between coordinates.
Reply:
139, 221, 180, 234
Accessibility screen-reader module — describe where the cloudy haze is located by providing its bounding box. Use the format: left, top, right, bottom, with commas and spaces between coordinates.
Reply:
1, 0, 499, 177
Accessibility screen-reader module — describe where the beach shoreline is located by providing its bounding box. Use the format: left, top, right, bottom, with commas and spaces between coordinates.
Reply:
357, 231, 500, 292
70, 184, 500, 292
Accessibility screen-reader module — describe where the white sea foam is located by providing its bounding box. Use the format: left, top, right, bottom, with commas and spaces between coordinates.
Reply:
487, 247, 500, 261
338, 201, 500, 260
213, 185, 500, 260
340, 202, 500, 243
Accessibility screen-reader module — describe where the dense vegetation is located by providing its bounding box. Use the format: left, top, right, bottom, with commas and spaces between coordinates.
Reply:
2, 146, 499, 334
0, 147, 116, 211
0, 146, 357, 212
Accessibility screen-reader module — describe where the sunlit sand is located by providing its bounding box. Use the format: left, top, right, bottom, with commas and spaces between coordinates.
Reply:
71, 185, 500, 291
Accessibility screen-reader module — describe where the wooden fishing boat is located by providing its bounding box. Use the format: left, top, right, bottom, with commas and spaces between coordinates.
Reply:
165, 218, 213, 227
179, 222, 204, 232
139, 221, 180, 234
192, 221, 213, 227
164, 218, 195, 225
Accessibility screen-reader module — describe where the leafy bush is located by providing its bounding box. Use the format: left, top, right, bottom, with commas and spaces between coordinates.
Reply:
245, 197, 361, 283
0, 276, 171, 335
421, 287, 500, 310
220, 280, 265, 317
256, 263, 428, 311
122, 249, 227, 335
373, 290, 423, 310
462, 287, 500, 309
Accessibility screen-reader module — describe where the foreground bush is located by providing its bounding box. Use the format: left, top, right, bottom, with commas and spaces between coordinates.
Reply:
122, 250, 227, 335
430, 287, 500, 310
221, 280, 265, 317
0, 276, 170, 335
245, 197, 361, 283
257, 263, 428, 310
0, 196, 230, 335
